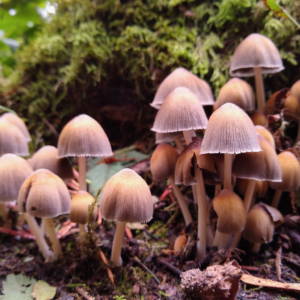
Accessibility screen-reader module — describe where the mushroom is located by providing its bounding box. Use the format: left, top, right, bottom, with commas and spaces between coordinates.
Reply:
291, 79, 300, 106
255, 125, 275, 149
150, 67, 214, 109
174, 234, 187, 254
0, 112, 31, 142
229, 33, 284, 113
150, 143, 192, 226
100, 168, 153, 266
18, 169, 71, 259
249, 110, 267, 126
213, 78, 255, 111
269, 151, 300, 208
155, 132, 184, 152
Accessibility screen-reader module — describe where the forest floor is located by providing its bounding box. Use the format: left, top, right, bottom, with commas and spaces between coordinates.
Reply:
1, 145, 300, 300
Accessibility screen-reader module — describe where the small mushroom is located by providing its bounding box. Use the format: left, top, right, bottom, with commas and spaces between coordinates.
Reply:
249, 110, 267, 126
174, 235, 187, 254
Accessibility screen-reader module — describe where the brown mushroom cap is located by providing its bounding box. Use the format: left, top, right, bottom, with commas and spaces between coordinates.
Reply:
100, 168, 153, 223
250, 111, 267, 126
151, 87, 208, 133
150, 144, 179, 181
255, 126, 275, 149
229, 33, 284, 77
57, 114, 113, 158
291, 80, 300, 106
210, 189, 246, 234
174, 235, 187, 253
70, 191, 97, 224
200, 103, 261, 154
175, 137, 216, 185
155, 132, 183, 144
150, 67, 214, 109
0, 120, 29, 156
30, 146, 74, 181
18, 169, 71, 218
213, 78, 255, 111
0, 154, 33, 203
202, 154, 225, 185
242, 203, 282, 244
232, 135, 281, 181
0, 113, 31, 142
269, 151, 300, 191
236, 178, 268, 198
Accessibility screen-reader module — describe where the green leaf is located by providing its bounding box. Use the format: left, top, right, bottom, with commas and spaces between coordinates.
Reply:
262, 0, 286, 17
32, 281, 56, 300
0, 273, 36, 300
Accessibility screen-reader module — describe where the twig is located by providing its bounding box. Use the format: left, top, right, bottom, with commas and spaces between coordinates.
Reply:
131, 256, 161, 284
41, 117, 58, 136
144, 230, 159, 240
75, 287, 93, 300
99, 251, 115, 286
156, 209, 179, 234
157, 258, 182, 276
275, 246, 282, 281
240, 266, 259, 272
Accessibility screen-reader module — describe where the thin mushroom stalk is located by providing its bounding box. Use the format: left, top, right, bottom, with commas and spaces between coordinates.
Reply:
254, 67, 265, 113
0, 204, 9, 222
44, 218, 62, 259
174, 137, 184, 152
271, 190, 283, 208
224, 153, 234, 190
78, 156, 87, 191
111, 221, 126, 266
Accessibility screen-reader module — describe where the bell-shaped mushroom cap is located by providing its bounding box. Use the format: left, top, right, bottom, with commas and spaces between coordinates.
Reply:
0, 113, 31, 142
0, 154, 33, 203
229, 33, 284, 77
269, 151, 300, 191
250, 110, 267, 126
232, 135, 281, 181
30, 146, 74, 181
255, 126, 275, 149
210, 189, 246, 234
291, 80, 300, 105
57, 114, 113, 158
200, 103, 261, 154
151, 87, 208, 133
155, 132, 183, 144
100, 168, 153, 223
150, 144, 179, 181
150, 67, 214, 109
0, 120, 29, 156
70, 191, 97, 224
237, 178, 268, 198
18, 169, 71, 218
243, 203, 283, 244
213, 78, 255, 111
175, 137, 216, 185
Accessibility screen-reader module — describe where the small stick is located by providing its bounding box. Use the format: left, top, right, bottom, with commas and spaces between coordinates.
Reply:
75, 287, 93, 300
275, 246, 282, 281
132, 256, 161, 284
157, 258, 182, 276
99, 251, 115, 286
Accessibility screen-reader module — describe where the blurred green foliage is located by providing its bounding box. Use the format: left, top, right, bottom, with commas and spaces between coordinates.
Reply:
0, 0, 300, 148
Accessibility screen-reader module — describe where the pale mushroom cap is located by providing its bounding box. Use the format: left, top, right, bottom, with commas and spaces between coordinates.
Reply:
269, 151, 300, 191
214, 78, 255, 111
100, 168, 153, 223
150, 67, 214, 108
30, 146, 74, 181
210, 189, 246, 234
0, 113, 31, 142
229, 33, 284, 77
175, 137, 216, 186
250, 111, 267, 126
236, 178, 268, 198
0, 121, 29, 156
255, 126, 275, 149
57, 114, 113, 158
200, 103, 261, 154
232, 135, 281, 181
155, 131, 183, 144
70, 191, 97, 224
291, 80, 300, 106
0, 154, 33, 203
18, 169, 71, 218
150, 144, 179, 181
151, 87, 208, 133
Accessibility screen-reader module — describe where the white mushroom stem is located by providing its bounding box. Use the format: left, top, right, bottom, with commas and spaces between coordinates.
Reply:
213, 231, 228, 248
224, 153, 234, 190
254, 67, 265, 113
215, 184, 222, 197
194, 165, 207, 258
79, 224, 87, 244
0, 204, 9, 221
78, 156, 87, 191
23, 213, 54, 261
44, 218, 62, 258
271, 190, 283, 208
252, 242, 261, 253
169, 176, 192, 226
206, 197, 214, 247
183, 130, 195, 146
174, 136, 184, 152
41, 219, 47, 236
111, 221, 126, 266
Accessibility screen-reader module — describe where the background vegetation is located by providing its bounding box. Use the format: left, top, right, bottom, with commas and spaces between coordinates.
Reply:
0, 0, 300, 149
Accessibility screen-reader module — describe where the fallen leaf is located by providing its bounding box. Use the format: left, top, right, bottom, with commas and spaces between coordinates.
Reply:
32, 280, 56, 300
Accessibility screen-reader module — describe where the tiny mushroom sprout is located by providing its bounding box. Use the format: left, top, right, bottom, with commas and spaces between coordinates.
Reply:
150, 143, 193, 226
200, 103, 261, 191
18, 169, 71, 259
269, 151, 300, 208
213, 78, 255, 111
243, 203, 283, 253
100, 168, 153, 266
150, 67, 214, 109
0, 112, 31, 142
151, 86, 208, 146
229, 33, 284, 113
